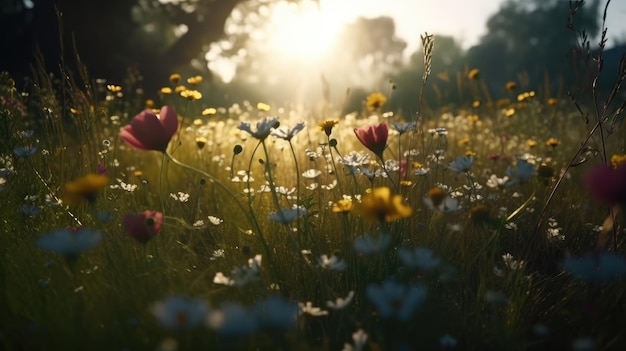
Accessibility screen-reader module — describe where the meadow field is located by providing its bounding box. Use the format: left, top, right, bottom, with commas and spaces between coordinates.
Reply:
1, 35, 626, 351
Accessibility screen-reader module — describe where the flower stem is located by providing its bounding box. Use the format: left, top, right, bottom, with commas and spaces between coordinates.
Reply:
159, 153, 167, 215
288, 140, 303, 244
164, 151, 278, 281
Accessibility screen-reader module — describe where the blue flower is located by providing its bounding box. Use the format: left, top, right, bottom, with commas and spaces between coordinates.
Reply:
268, 207, 306, 224
13, 145, 37, 158
353, 234, 391, 255
563, 252, 626, 284
151, 295, 209, 331
271, 122, 305, 141
21, 204, 42, 216
207, 303, 258, 337
36, 227, 102, 260
237, 117, 279, 140
254, 296, 298, 330
398, 246, 441, 270
504, 158, 535, 186
448, 155, 473, 174
366, 281, 427, 321
392, 121, 417, 135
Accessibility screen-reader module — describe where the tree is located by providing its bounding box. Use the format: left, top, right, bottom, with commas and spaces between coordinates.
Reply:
3, 0, 311, 95
389, 34, 467, 114
465, 0, 601, 93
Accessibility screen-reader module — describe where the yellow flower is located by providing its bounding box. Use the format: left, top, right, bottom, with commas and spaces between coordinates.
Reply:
527, 139, 537, 148
517, 91, 535, 102
547, 98, 559, 106
257, 102, 271, 112
505, 81, 517, 91
546, 138, 560, 147
202, 107, 217, 115
400, 180, 413, 187
471, 100, 481, 109
175, 85, 187, 93
180, 89, 202, 101
107, 85, 122, 93
331, 199, 353, 214
467, 114, 479, 125
160, 87, 173, 95
70, 108, 80, 115
537, 163, 555, 179
496, 98, 511, 109
61, 173, 109, 206
366, 92, 388, 111
467, 68, 480, 80
469, 205, 491, 224
195, 137, 208, 149
458, 138, 471, 147
145, 99, 155, 109
187, 75, 203, 85
611, 154, 626, 168
504, 108, 515, 118
465, 150, 476, 157
425, 187, 446, 208
318, 119, 339, 136
352, 187, 412, 222
169, 73, 181, 84
133, 170, 143, 177
193, 119, 203, 127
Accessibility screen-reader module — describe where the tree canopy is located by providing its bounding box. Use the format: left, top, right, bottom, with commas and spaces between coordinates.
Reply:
2, 0, 615, 109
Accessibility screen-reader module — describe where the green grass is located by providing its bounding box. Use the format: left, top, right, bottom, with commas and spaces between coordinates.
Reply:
1, 59, 625, 351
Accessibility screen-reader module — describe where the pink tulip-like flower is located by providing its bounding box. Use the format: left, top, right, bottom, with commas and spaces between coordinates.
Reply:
120, 106, 178, 152
354, 123, 388, 158
584, 164, 626, 206
123, 210, 164, 244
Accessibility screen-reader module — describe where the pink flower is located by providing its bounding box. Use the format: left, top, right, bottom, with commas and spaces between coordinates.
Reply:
123, 211, 164, 244
96, 162, 108, 175
119, 106, 178, 152
584, 164, 626, 205
354, 123, 388, 158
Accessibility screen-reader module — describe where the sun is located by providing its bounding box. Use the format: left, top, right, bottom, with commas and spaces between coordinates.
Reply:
266, 1, 344, 61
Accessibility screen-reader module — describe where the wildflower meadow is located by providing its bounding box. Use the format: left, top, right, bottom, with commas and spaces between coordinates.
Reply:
2, 6, 626, 351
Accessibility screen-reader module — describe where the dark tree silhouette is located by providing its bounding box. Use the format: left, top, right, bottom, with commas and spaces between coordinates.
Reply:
52, 0, 243, 95
1, 0, 309, 96
465, 0, 601, 91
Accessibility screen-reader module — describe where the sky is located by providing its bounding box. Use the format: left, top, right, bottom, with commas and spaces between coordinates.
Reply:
318, 0, 626, 55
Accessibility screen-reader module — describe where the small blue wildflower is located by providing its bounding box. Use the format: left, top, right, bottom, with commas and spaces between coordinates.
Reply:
268, 207, 306, 224
392, 121, 417, 135
207, 303, 258, 337
563, 252, 626, 284
21, 204, 42, 216
151, 295, 209, 331
504, 158, 535, 187
254, 296, 298, 330
97, 211, 114, 223
366, 281, 427, 321
237, 117, 279, 140
271, 121, 305, 141
353, 234, 391, 255
36, 227, 102, 261
397, 246, 441, 271
13, 145, 37, 158
440, 334, 457, 349
448, 155, 474, 174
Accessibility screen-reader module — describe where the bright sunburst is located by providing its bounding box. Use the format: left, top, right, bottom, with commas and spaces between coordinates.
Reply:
266, 1, 344, 61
